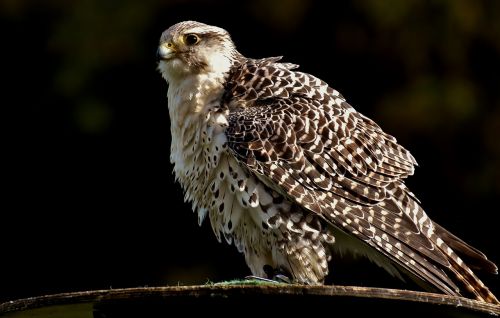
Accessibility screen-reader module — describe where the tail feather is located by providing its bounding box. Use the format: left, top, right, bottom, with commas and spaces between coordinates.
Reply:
447, 253, 499, 304
430, 223, 499, 304
434, 223, 498, 274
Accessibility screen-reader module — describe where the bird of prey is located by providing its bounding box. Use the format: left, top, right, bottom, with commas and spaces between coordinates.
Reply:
157, 21, 498, 303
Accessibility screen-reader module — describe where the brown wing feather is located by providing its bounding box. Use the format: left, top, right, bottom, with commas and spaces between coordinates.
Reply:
223, 57, 498, 303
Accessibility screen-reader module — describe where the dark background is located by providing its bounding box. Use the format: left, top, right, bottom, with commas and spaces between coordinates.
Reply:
1, 0, 499, 302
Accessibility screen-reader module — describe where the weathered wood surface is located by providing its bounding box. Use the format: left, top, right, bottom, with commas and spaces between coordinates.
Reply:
1, 285, 499, 317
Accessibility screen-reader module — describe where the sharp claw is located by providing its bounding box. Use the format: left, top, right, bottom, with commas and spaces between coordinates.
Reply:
273, 274, 292, 284
245, 273, 292, 284
244, 275, 281, 283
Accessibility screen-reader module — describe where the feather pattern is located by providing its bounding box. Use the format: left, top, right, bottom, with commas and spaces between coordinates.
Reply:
158, 21, 498, 304
222, 56, 498, 303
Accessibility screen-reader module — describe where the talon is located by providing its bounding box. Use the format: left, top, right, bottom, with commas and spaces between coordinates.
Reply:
244, 275, 283, 283
273, 274, 292, 284
262, 265, 293, 283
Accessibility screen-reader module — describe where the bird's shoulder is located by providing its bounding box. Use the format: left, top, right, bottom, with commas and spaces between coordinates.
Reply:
220, 56, 417, 194
221, 57, 345, 108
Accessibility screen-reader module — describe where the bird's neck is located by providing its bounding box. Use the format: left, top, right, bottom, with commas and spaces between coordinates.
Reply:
167, 70, 228, 148
166, 68, 229, 177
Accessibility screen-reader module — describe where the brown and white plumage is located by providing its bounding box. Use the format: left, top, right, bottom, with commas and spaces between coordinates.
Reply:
157, 21, 498, 303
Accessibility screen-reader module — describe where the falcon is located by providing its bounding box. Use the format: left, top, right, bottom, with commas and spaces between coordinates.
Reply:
157, 21, 498, 303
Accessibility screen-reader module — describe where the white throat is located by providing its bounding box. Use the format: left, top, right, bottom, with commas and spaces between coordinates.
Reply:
160, 61, 230, 126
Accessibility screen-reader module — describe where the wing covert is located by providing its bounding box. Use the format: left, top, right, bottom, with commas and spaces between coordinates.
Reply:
222, 57, 462, 296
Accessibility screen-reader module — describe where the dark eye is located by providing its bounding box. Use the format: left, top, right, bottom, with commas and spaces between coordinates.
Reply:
184, 34, 200, 46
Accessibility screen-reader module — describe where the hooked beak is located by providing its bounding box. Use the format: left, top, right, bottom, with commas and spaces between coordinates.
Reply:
157, 42, 176, 61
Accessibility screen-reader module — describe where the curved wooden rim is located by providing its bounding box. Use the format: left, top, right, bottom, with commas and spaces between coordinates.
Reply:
1, 285, 499, 315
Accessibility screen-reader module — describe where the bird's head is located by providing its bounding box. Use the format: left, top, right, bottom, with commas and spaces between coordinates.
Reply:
157, 21, 242, 83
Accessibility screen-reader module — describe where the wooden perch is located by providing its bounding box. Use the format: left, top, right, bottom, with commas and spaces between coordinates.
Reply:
0, 284, 498, 317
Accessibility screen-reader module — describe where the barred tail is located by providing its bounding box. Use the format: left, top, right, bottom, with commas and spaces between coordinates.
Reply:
433, 223, 499, 304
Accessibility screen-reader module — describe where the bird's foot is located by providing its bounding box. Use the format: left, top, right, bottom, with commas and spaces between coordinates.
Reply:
244, 275, 291, 284
272, 274, 292, 284
244, 265, 293, 284
245, 275, 279, 283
